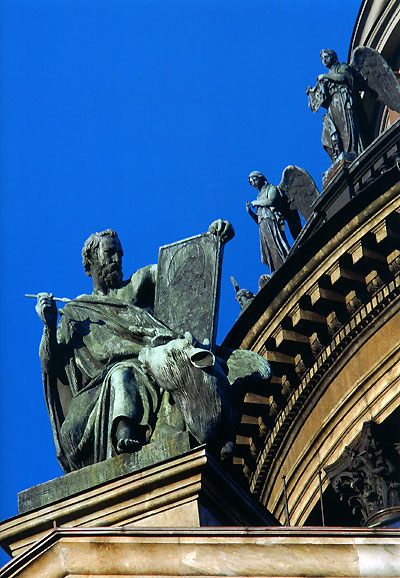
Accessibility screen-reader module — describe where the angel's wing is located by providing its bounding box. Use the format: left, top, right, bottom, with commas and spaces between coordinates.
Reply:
279, 165, 319, 222
351, 46, 400, 113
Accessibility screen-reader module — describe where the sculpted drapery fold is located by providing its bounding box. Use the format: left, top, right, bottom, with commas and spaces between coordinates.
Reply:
43, 266, 178, 472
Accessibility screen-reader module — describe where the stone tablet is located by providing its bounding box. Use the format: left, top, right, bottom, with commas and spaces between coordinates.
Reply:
154, 232, 223, 348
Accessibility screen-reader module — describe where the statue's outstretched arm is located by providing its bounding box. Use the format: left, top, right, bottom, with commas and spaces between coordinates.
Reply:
35, 292, 70, 472
36, 293, 59, 374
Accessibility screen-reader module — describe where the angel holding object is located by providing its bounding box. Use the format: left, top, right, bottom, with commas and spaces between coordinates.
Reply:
307, 48, 400, 162
246, 167, 319, 275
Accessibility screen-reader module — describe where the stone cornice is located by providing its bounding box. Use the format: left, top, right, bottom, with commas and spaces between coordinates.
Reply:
2, 526, 400, 578
253, 287, 400, 499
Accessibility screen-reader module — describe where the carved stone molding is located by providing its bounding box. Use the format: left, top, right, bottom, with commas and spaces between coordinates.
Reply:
246, 273, 400, 499
325, 422, 400, 526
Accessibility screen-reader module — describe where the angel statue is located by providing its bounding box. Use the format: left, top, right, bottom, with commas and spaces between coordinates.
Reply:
246, 166, 319, 274
307, 47, 400, 162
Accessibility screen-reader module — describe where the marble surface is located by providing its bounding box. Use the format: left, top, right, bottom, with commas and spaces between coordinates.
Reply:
2, 528, 400, 577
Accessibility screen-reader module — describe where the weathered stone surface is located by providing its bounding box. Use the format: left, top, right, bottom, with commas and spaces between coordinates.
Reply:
0, 447, 277, 560
2, 527, 400, 577
18, 432, 192, 514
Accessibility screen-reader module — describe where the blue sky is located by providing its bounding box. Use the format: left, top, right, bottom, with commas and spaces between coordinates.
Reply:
0, 0, 360, 565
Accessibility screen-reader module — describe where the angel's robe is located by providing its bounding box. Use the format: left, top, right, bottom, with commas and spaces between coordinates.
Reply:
43, 265, 181, 472
321, 62, 366, 161
255, 184, 291, 273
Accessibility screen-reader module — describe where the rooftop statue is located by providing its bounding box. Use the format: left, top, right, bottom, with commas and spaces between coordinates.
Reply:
307, 47, 400, 162
246, 167, 319, 274
230, 276, 254, 313
34, 223, 271, 472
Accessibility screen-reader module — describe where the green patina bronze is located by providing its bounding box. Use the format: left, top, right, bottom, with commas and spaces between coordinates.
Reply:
34, 221, 271, 474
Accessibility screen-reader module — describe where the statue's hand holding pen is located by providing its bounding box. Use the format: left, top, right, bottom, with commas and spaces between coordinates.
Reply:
35, 293, 58, 327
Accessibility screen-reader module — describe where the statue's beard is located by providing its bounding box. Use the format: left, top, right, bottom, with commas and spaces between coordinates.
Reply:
99, 263, 123, 289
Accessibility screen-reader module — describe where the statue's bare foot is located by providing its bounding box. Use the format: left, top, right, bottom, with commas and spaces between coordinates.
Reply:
116, 438, 140, 454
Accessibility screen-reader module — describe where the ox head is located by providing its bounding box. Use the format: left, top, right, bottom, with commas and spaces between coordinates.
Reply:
138, 332, 215, 389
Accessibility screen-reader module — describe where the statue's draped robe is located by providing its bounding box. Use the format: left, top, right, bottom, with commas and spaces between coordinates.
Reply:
256, 184, 291, 273
321, 62, 366, 161
43, 265, 178, 472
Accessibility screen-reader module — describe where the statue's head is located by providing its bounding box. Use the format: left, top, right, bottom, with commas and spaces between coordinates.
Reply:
82, 229, 124, 291
236, 288, 254, 308
248, 171, 267, 190
320, 49, 338, 68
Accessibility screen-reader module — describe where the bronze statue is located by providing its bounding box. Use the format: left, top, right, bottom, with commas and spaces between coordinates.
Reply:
307, 48, 400, 162
36, 229, 178, 471
247, 171, 291, 274
34, 224, 271, 471
246, 167, 319, 274
230, 276, 254, 312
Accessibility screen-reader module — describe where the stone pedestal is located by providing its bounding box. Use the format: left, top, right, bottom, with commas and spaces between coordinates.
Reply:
0, 440, 276, 560
322, 152, 356, 187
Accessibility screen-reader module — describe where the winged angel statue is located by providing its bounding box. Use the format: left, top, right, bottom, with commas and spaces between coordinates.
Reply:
247, 166, 319, 274
307, 47, 400, 162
